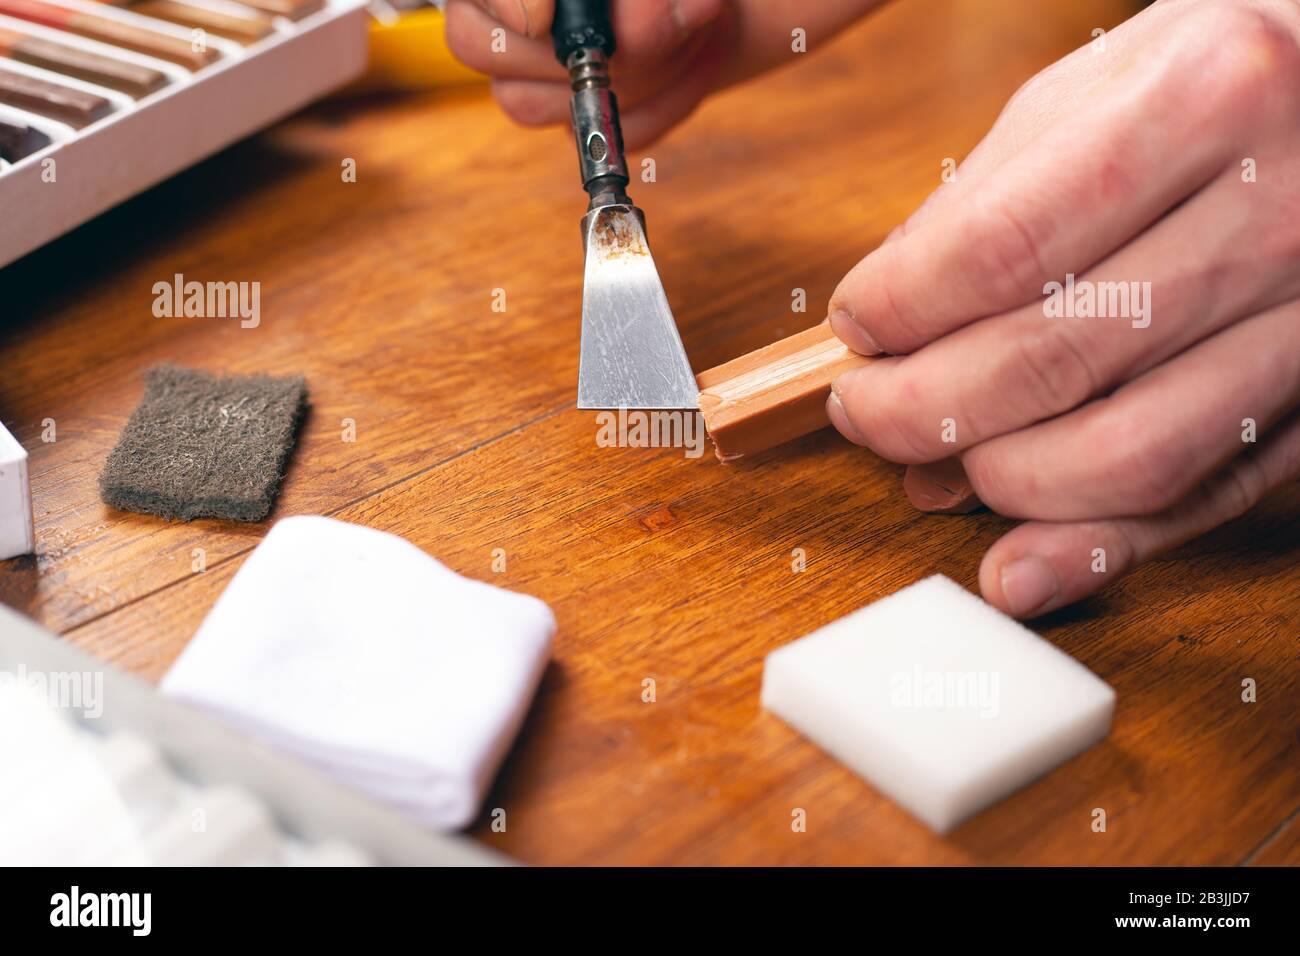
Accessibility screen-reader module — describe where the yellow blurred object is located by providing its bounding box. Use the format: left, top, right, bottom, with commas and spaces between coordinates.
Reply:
361, 7, 487, 91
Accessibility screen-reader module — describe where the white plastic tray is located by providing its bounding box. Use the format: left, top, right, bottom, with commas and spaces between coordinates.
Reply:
0, 0, 369, 268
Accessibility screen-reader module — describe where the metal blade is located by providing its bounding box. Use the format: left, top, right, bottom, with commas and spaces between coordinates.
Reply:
576, 204, 698, 410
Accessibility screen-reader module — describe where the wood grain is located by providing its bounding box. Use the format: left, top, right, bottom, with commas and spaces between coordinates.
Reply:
0, 0, 1295, 865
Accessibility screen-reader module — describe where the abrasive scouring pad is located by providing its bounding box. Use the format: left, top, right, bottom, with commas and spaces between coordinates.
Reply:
100, 365, 308, 522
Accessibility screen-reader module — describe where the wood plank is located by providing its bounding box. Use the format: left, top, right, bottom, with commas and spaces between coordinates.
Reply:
5, 0, 1296, 866
67, 409, 1300, 864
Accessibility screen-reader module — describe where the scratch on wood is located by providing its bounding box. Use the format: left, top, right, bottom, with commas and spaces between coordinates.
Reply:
637, 505, 676, 532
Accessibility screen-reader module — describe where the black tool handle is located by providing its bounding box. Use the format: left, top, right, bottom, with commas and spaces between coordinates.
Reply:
552, 0, 616, 64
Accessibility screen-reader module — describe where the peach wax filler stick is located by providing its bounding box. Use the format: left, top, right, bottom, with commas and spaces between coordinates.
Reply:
696, 321, 874, 461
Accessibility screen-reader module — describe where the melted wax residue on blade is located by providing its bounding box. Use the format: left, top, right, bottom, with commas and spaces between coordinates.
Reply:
591, 207, 649, 260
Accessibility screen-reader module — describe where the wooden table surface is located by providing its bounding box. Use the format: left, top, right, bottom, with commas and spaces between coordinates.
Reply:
1, 0, 1296, 866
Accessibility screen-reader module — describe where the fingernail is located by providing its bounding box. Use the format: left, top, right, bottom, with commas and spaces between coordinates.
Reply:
903, 461, 981, 514
826, 387, 868, 446
828, 307, 881, 356
999, 556, 1059, 618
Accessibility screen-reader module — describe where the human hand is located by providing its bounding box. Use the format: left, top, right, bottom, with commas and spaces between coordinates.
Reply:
824, 0, 1300, 617
444, 1, 886, 148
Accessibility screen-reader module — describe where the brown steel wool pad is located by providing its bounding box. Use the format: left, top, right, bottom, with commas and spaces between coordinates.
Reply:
100, 365, 307, 522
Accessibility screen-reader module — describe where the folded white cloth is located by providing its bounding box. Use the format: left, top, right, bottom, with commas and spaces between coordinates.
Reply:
161, 516, 554, 830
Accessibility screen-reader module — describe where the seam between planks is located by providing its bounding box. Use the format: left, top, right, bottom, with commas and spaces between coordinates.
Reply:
1238, 799, 1300, 866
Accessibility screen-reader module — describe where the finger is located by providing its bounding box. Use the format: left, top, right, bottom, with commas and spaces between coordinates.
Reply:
606, 0, 724, 63
491, 29, 714, 128
473, 0, 552, 39
615, 14, 733, 150
446, 0, 564, 80
898, 0, 1204, 235
962, 300, 1300, 521
447, 0, 723, 81
888, 48, 1102, 243
828, 7, 1290, 355
979, 407, 1300, 618
491, 78, 568, 127
830, 163, 1300, 464
903, 458, 982, 514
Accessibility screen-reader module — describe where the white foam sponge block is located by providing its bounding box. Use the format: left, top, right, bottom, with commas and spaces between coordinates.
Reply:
762, 575, 1115, 833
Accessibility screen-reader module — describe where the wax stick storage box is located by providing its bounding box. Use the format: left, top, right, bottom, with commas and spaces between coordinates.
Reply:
0, 0, 370, 268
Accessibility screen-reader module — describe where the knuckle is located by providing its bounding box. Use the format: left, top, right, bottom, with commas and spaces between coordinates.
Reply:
1003, 69, 1051, 117
1264, 194, 1300, 263
1246, 156, 1300, 266
835, 246, 931, 354
519, 0, 550, 39
1010, 323, 1100, 420
1105, 521, 1141, 575
974, 201, 1051, 307
1212, 439, 1285, 519
855, 373, 936, 464
961, 444, 1029, 518
1189, 5, 1300, 113
1214, 463, 1261, 519
1104, 419, 1190, 513
871, 248, 933, 352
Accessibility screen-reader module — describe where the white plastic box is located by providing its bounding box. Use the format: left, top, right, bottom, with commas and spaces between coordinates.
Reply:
0, 0, 370, 268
